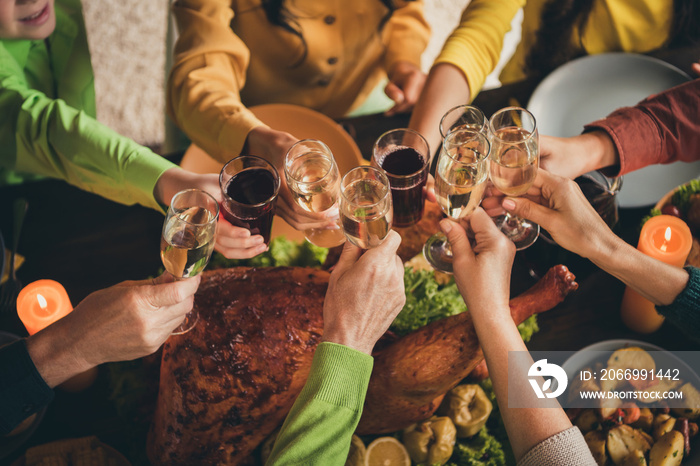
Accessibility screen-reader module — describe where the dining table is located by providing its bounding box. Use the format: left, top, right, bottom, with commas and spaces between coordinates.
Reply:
0, 46, 698, 465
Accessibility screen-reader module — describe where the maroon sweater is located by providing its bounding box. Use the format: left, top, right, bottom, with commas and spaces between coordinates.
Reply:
584, 78, 700, 176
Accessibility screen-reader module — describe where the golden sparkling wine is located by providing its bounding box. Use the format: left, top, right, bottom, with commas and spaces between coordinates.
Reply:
490, 127, 538, 196
435, 146, 489, 219
160, 207, 216, 278
340, 179, 393, 249
286, 150, 345, 248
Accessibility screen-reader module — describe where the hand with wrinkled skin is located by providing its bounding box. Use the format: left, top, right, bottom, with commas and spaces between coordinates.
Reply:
26, 272, 201, 387
385, 61, 427, 116
322, 230, 406, 355
538, 131, 619, 181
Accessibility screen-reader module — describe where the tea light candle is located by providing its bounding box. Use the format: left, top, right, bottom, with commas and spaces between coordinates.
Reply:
620, 215, 693, 333
16, 279, 73, 335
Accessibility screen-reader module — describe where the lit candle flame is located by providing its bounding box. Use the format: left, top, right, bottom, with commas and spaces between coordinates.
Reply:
660, 227, 672, 252
37, 293, 47, 310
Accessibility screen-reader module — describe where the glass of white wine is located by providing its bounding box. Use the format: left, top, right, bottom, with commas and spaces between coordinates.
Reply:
160, 188, 219, 335
284, 139, 346, 248
423, 129, 490, 273
488, 106, 540, 250
339, 166, 393, 249
439, 104, 488, 140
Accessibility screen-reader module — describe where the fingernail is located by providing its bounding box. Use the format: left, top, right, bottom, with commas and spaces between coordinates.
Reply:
439, 219, 452, 233
325, 207, 339, 219
324, 223, 341, 230
503, 199, 516, 211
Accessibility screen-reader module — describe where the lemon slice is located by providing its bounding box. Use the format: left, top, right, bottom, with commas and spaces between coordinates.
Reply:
365, 437, 410, 466
345, 435, 366, 466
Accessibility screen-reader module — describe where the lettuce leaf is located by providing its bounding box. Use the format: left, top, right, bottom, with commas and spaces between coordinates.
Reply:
207, 236, 328, 269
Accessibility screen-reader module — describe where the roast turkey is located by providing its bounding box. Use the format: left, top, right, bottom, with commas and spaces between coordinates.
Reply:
148, 264, 577, 465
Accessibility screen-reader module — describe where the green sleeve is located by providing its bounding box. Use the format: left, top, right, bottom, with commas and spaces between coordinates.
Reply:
266, 342, 373, 465
0, 57, 175, 212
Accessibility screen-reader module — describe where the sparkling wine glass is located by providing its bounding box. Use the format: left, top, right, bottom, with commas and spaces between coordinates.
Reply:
339, 166, 393, 249
423, 129, 490, 274
371, 128, 429, 228
488, 106, 540, 250
284, 139, 346, 248
160, 188, 219, 335
219, 155, 281, 245
439, 104, 488, 139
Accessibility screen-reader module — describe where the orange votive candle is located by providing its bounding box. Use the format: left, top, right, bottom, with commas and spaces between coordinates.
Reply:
16, 279, 73, 335
620, 215, 693, 333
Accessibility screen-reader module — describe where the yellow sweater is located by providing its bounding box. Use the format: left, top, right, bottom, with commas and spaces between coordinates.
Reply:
435, 0, 672, 98
169, 0, 429, 162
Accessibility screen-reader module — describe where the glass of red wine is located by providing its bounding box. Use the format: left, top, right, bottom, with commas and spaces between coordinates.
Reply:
439, 104, 488, 140
219, 155, 281, 245
371, 128, 430, 228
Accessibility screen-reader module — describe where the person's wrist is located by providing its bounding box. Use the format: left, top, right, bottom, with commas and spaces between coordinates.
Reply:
153, 167, 197, 206
580, 130, 619, 172
322, 325, 373, 355
26, 323, 96, 387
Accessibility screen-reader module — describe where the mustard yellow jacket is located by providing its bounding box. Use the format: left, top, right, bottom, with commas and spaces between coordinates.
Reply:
168, 0, 430, 162
435, 0, 672, 98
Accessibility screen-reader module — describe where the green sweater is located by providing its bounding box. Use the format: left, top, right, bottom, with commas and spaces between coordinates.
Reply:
0, 0, 174, 212
266, 342, 373, 465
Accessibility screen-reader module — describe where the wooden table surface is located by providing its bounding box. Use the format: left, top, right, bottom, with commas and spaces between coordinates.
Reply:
1, 47, 699, 464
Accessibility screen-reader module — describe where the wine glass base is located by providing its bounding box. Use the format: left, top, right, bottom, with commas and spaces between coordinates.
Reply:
493, 215, 540, 250
422, 232, 454, 274
171, 310, 199, 336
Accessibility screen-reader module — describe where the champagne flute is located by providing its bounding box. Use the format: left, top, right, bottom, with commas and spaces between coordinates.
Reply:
488, 106, 540, 250
339, 166, 393, 249
423, 129, 490, 274
219, 155, 281, 245
371, 129, 429, 228
284, 139, 345, 248
439, 104, 489, 139
160, 188, 219, 335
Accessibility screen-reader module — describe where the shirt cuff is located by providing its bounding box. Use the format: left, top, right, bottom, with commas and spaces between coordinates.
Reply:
0, 339, 54, 435
518, 426, 595, 466
123, 149, 177, 214
304, 342, 373, 410
583, 106, 661, 178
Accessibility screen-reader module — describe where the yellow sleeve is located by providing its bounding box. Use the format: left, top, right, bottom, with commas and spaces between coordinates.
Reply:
433, 0, 525, 99
383, 0, 431, 73
168, 0, 264, 163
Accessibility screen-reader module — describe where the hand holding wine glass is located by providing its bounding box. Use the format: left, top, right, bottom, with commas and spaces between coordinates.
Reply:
423, 129, 490, 273
160, 188, 219, 334
339, 166, 393, 249
284, 139, 345, 248
488, 106, 540, 250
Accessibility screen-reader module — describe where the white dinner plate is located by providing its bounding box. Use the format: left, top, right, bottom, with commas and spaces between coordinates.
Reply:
527, 53, 697, 208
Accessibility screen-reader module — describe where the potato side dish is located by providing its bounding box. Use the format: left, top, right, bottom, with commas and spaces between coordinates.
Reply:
567, 347, 700, 466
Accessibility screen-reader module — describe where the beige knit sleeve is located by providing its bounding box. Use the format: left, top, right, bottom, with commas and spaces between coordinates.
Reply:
517, 426, 597, 466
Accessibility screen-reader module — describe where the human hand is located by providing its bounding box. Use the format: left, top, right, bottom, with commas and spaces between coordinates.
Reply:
72, 273, 200, 364
425, 173, 437, 203
322, 230, 405, 354
385, 61, 426, 116
499, 169, 613, 260
246, 127, 339, 232
692, 61, 700, 77
154, 169, 268, 259
539, 132, 619, 180
441, 208, 514, 314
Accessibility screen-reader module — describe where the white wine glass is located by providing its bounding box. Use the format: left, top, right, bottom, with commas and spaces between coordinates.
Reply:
488, 106, 540, 250
284, 139, 345, 248
439, 104, 488, 139
339, 166, 393, 249
160, 188, 218, 335
423, 129, 490, 274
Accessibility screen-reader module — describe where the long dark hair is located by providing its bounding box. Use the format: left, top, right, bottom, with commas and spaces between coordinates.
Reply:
259, 0, 410, 67
525, 0, 700, 77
